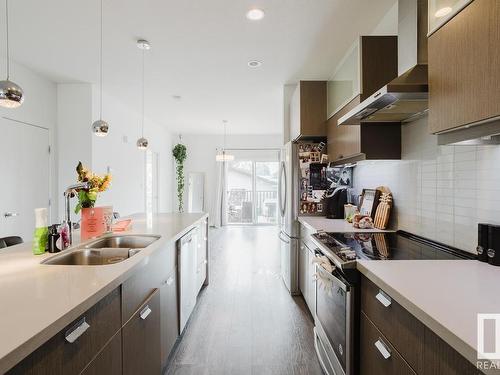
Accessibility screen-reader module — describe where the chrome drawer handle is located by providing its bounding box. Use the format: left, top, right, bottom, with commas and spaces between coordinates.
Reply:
376, 290, 392, 307
375, 339, 391, 359
65, 317, 90, 343
166, 276, 174, 286
140, 305, 152, 320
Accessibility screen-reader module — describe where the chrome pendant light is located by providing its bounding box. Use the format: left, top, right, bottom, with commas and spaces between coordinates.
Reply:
216, 120, 234, 162
92, 0, 109, 137
0, 0, 24, 108
136, 39, 150, 150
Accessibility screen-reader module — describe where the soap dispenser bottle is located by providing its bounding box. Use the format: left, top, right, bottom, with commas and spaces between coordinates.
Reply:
32, 208, 48, 255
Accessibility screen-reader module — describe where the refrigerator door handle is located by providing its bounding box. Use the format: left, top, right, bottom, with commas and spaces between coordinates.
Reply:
279, 161, 287, 218
278, 230, 290, 244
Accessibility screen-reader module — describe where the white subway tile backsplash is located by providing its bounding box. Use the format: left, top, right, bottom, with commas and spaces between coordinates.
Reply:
353, 116, 500, 254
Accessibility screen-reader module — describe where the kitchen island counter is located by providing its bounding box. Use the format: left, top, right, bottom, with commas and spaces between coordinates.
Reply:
0, 212, 208, 374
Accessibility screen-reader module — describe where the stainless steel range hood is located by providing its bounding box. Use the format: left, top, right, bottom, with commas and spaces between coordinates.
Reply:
338, 0, 428, 126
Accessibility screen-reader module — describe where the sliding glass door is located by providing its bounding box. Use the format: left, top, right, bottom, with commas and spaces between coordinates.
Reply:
224, 150, 279, 225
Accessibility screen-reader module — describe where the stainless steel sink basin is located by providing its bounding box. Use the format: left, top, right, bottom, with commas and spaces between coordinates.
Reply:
84, 235, 160, 249
42, 235, 160, 266
42, 248, 141, 265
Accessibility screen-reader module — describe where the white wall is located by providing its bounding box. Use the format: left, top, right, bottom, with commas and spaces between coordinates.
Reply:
0, 61, 58, 223
175, 134, 282, 220
91, 89, 174, 216
370, 1, 398, 35
353, 116, 500, 253
57, 83, 93, 222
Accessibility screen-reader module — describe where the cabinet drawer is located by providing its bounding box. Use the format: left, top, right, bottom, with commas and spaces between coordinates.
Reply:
8, 288, 121, 375
361, 276, 424, 373
80, 331, 122, 375
360, 312, 416, 375
299, 223, 316, 251
123, 289, 161, 375
122, 242, 175, 323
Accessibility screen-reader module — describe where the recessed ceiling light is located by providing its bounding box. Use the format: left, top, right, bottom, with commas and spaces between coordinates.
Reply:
248, 60, 262, 68
246, 8, 265, 21
172, 95, 182, 100
434, 6, 452, 18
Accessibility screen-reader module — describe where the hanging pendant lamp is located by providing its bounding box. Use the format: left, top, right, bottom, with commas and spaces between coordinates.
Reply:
216, 120, 234, 162
0, 0, 24, 108
92, 0, 109, 136
136, 39, 150, 150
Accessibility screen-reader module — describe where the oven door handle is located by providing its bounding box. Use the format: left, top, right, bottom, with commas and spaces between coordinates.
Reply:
316, 262, 349, 293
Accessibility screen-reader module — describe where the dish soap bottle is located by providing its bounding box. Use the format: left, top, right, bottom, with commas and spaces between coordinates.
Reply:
32, 208, 48, 255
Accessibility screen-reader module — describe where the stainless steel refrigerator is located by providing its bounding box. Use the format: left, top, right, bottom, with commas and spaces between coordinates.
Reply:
278, 141, 326, 295
278, 142, 299, 294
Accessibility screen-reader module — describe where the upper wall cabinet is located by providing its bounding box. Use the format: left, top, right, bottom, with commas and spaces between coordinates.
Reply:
428, 0, 474, 35
327, 42, 360, 117
428, 0, 500, 134
327, 36, 398, 120
290, 81, 327, 141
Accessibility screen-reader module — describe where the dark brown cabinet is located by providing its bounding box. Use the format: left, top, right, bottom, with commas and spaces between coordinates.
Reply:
7, 288, 121, 375
360, 312, 416, 375
160, 267, 179, 369
428, 0, 500, 134
326, 36, 400, 164
80, 331, 122, 375
290, 81, 327, 141
122, 289, 161, 375
360, 275, 481, 375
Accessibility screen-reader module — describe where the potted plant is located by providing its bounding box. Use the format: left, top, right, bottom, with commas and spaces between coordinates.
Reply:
172, 143, 187, 212
74, 162, 112, 239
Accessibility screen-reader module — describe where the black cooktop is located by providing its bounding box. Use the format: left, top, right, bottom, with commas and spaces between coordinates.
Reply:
312, 230, 476, 264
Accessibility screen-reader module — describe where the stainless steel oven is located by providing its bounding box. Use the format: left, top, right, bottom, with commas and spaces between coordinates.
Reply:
314, 253, 354, 375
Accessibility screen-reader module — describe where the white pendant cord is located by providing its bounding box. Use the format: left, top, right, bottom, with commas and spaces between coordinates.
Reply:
141, 47, 145, 138
98, 0, 103, 120
5, 0, 10, 80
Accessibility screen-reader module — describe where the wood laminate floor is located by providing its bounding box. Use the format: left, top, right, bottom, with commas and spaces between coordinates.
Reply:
165, 225, 322, 375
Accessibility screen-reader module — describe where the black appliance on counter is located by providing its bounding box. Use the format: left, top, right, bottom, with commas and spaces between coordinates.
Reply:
310, 230, 476, 375
324, 187, 348, 219
477, 223, 500, 266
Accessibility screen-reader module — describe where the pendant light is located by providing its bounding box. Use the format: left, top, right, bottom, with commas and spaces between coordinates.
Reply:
216, 120, 234, 162
136, 39, 150, 150
0, 0, 24, 108
92, 0, 109, 137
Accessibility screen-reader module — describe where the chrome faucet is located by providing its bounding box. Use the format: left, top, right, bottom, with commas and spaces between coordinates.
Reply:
64, 182, 89, 246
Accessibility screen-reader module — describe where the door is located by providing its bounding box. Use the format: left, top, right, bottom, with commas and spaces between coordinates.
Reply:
123, 289, 161, 375
160, 268, 178, 368
187, 172, 204, 213
0, 118, 50, 240
225, 150, 279, 225
145, 151, 159, 215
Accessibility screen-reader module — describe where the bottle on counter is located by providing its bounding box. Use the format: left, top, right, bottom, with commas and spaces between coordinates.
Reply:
32, 208, 48, 255
59, 220, 70, 249
47, 224, 61, 253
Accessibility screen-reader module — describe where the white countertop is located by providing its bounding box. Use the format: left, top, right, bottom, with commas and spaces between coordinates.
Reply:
298, 216, 394, 233
0, 212, 207, 373
357, 260, 500, 373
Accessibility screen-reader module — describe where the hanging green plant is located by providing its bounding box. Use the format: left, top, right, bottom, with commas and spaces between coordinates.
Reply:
172, 143, 187, 212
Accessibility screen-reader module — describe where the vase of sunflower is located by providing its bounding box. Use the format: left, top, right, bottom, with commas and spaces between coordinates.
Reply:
74, 162, 112, 239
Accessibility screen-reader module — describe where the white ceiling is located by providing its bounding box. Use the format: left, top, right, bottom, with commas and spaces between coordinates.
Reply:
2, 0, 396, 134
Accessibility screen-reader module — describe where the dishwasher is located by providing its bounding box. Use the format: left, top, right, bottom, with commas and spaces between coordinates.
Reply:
178, 226, 199, 333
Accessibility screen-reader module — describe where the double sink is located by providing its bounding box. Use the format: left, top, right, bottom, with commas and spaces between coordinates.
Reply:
42, 235, 160, 266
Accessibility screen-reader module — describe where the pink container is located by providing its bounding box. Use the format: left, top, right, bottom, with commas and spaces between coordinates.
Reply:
81, 207, 106, 240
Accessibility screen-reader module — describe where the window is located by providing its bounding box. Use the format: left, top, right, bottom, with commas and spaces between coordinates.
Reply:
224, 150, 279, 225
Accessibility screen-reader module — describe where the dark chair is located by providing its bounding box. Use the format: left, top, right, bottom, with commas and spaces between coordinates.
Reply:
0, 236, 23, 248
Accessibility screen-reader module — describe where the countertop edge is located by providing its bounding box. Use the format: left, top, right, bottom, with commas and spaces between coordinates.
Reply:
0, 213, 208, 374
356, 261, 481, 371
